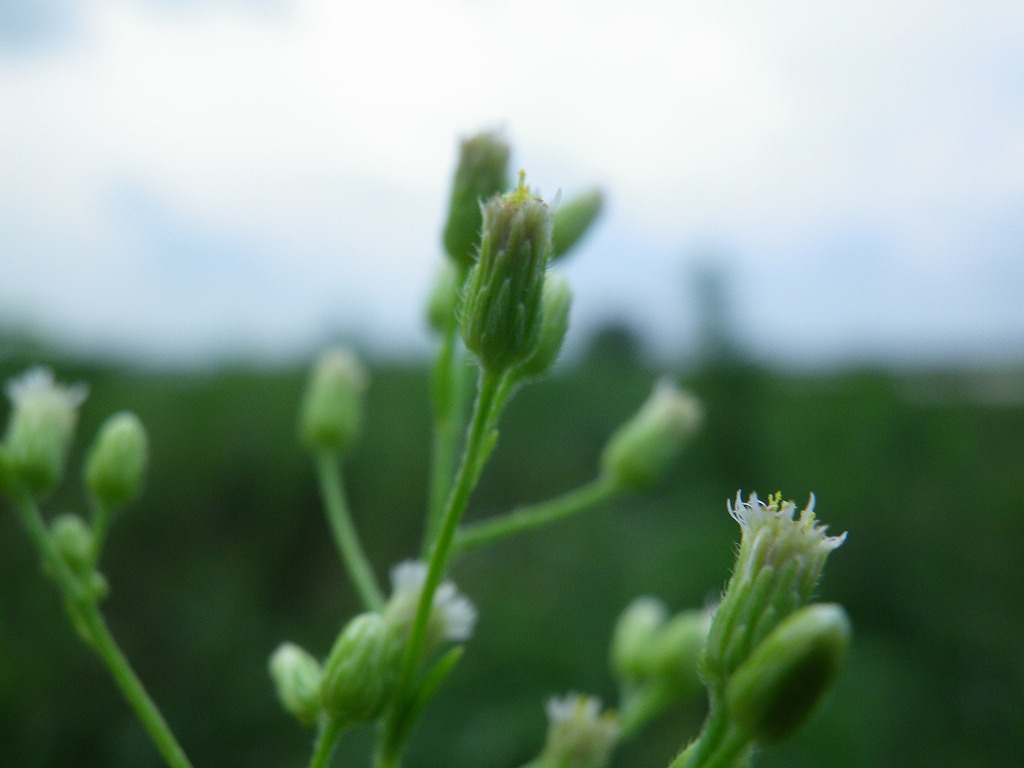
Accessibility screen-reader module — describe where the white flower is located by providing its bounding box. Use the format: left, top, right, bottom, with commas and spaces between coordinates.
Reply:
542, 693, 619, 768
385, 560, 476, 643
6, 367, 88, 411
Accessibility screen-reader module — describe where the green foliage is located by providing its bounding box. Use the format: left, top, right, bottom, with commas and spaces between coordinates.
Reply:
0, 350, 1020, 767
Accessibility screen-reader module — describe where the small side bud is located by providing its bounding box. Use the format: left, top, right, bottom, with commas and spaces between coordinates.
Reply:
85, 412, 148, 510
539, 694, 619, 768
610, 596, 667, 682
647, 609, 713, 701
50, 513, 95, 577
725, 603, 851, 744
321, 613, 401, 725
513, 272, 573, 380
551, 188, 604, 261
460, 173, 554, 373
443, 131, 511, 270
3, 368, 87, 496
299, 349, 368, 455
268, 642, 324, 727
426, 261, 463, 334
600, 380, 702, 490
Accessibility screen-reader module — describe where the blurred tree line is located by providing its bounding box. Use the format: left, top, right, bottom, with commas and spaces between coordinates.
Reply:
0, 327, 1022, 768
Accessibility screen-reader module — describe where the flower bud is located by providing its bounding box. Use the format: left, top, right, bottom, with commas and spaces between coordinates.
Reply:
3, 368, 87, 496
84, 412, 148, 510
701, 493, 846, 693
443, 131, 511, 270
600, 380, 701, 490
426, 261, 462, 334
321, 612, 401, 725
299, 349, 368, 455
610, 596, 667, 682
551, 189, 604, 261
50, 513, 94, 577
268, 642, 324, 727
539, 694, 619, 768
460, 173, 553, 373
647, 609, 712, 701
513, 272, 573, 380
725, 603, 850, 744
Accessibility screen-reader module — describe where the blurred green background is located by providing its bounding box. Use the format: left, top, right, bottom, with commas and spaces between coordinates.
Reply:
1, 330, 1022, 768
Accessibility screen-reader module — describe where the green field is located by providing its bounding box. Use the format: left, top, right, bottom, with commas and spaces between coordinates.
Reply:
1, 345, 1021, 768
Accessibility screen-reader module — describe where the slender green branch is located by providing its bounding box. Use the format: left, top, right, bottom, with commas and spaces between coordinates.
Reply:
307, 717, 344, 768
89, 495, 113, 564
669, 703, 751, 768
315, 452, 385, 611
453, 475, 620, 556
12, 495, 194, 768
380, 369, 503, 768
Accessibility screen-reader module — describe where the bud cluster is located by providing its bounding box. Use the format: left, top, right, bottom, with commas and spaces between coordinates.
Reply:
538, 693, 619, 768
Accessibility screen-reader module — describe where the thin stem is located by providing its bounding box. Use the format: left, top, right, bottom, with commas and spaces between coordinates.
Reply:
12, 495, 194, 768
669, 703, 750, 768
307, 717, 344, 768
380, 369, 503, 768
423, 314, 463, 554
89, 494, 113, 564
315, 452, 385, 611
453, 475, 620, 556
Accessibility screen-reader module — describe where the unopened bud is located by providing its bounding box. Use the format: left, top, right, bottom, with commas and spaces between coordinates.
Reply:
610, 596, 667, 682
3, 368, 87, 496
443, 131, 511, 270
321, 612, 401, 725
725, 603, 850, 744
269, 642, 324, 727
551, 189, 604, 261
600, 380, 701, 490
426, 261, 462, 334
85, 412, 148, 510
514, 272, 573, 380
540, 694, 619, 768
50, 513, 94, 577
299, 349, 368, 455
648, 609, 712, 701
460, 173, 553, 373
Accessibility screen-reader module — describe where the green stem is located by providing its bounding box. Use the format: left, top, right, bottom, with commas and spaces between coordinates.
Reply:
380, 369, 503, 768
307, 717, 344, 768
423, 313, 463, 555
453, 475, 619, 556
315, 452, 385, 611
12, 495, 194, 768
89, 495, 113, 564
669, 703, 750, 768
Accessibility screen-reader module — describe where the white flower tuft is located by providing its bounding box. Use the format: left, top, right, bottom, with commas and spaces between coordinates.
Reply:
728, 491, 846, 556
387, 560, 477, 643
6, 367, 88, 410
543, 693, 619, 768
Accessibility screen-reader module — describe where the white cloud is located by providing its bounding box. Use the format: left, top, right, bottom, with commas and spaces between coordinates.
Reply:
1, 0, 1022, 364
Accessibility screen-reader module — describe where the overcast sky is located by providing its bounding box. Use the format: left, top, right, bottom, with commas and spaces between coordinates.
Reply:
1, 0, 1023, 367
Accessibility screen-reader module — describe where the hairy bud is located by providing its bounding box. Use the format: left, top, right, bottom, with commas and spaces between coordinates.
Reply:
551, 189, 604, 261
321, 613, 401, 725
513, 272, 573, 380
299, 349, 368, 455
269, 642, 324, 727
443, 131, 511, 270
85, 412, 148, 510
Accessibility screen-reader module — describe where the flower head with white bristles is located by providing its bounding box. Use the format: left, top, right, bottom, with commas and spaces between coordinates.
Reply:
384, 561, 476, 646
540, 693, 619, 768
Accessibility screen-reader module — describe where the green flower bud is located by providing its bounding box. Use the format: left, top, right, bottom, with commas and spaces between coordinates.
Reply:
539, 694, 619, 768
443, 131, 511, 270
299, 349, 368, 455
701, 493, 846, 693
3, 368, 87, 496
321, 612, 401, 725
50, 513, 94, 577
725, 603, 850, 744
84, 412, 148, 510
610, 596, 667, 682
551, 188, 604, 261
426, 261, 462, 334
268, 642, 324, 727
647, 609, 712, 701
513, 272, 573, 380
460, 174, 553, 373
600, 380, 701, 490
